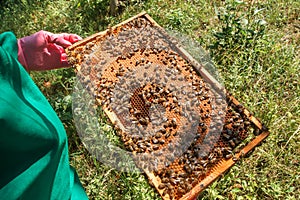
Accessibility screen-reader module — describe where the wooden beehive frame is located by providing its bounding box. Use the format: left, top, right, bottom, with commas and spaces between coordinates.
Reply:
66, 12, 270, 200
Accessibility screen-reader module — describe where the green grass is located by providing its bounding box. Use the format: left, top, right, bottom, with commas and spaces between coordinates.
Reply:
1, 0, 299, 199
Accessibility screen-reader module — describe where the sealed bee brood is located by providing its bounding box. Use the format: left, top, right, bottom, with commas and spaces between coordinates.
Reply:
67, 12, 270, 200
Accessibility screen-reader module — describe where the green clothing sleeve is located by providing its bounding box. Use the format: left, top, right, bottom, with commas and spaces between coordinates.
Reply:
0, 32, 88, 200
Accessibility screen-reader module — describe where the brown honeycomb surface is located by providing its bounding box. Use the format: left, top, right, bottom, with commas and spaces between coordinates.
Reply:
66, 12, 270, 200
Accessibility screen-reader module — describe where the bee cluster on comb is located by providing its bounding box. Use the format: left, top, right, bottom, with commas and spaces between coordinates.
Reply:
67, 12, 269, 200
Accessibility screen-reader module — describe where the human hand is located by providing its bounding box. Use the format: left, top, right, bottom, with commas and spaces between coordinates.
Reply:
18, 30, 82, 71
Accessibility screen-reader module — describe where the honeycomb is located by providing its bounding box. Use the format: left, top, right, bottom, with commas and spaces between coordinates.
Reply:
67, 12, 270, 200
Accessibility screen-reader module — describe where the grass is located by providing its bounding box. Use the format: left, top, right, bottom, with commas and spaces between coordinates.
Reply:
1, 0, 299, 199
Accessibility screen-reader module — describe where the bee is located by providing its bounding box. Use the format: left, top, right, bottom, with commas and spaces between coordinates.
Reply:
161, 177, 169, 183
68, 56, 77, 65
164, 161, 170, 168
165, 132, 171, 138
184, 165, 192, 174
139, 118, 148, 126
179, 172, 187, 178
146, 146, 153, 152
153, 144, 159, 151
158, 183, 166, 190
228, 139, 236, 148
158, 138, 165, 144
159, 127, 167, 134
232, 155, 239, 162
209, 157, 217, 164
261, 124, 268, 132
233, 137, 241, 145
185, 183, 193, 191
178, 187, 185, 194
253, 128, 261, 136
162, 189, 169, 196
214, 147, 223, 156
155, 131, 163, 138
152, 138, 159, 144
244, 121, 251, 126
166, 182, 173, 191
222, 133, 231, 140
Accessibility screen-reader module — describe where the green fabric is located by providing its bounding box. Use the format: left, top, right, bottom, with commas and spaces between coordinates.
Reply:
0, 32, 88, 200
